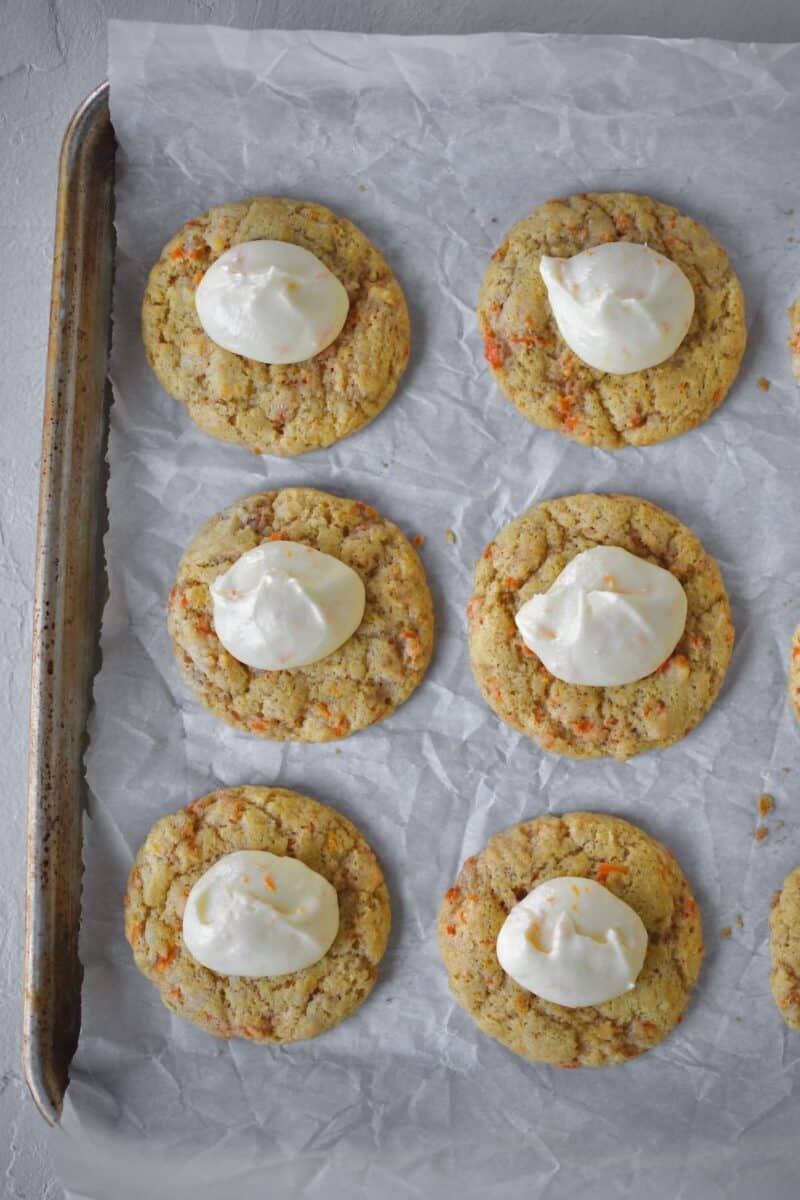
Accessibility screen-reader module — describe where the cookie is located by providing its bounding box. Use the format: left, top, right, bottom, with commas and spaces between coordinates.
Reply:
478, 192, 746, 448
438, 811, 703, 1068
769, 866, 800, 1031
790, 624, 800, 720
142, 197, 410, 455
124, 786, 391, 1042
168, 487, 434, 740
790, 298, 800, 385
467, 493, 734, 760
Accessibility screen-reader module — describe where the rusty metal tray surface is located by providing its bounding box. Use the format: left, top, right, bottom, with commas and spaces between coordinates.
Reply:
23, 81, 115, 1125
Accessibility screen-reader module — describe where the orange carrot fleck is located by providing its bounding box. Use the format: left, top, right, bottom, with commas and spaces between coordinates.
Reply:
169, 245, 185, 261
263, 873, 276, 891
504, 577, 520, 590
153, 947, 177, 973
194, 618, 213, 636
445, 924, 457, 936
573, 718, 594, 734
596, 862, 629, 885
484, 333, 505, 369
444, 887, 461, 904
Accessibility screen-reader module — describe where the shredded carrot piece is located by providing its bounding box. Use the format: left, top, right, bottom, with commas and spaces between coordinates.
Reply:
484, 333, 505, 369
153, 948, 177, 972
169, 245, 185, 260
412, 534, 425, 548
445, 924, 457, 936
596, 862, 629, 885
444, 887, 461, 904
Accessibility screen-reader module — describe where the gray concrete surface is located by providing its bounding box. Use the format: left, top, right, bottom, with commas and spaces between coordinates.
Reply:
3, 2, 800, 1196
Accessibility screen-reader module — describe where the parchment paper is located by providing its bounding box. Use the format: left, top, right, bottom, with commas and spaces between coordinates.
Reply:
56, 21, 800, 1199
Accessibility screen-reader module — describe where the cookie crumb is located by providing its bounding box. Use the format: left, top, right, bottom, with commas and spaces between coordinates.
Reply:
721, 926, 732, 939
491, 216, 498, 223
444, 529, 457, 544
757, 377, 770, 392
413, 534, 425, 548
735, 914, 744, 929
758, 793, 774, 817
358, 184, 366, 192
755, 826, 769, 841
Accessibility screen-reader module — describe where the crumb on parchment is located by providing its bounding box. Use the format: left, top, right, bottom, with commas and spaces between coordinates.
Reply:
721, 927, 732, 939
758, 793, 774, 817
758, 377, 770, 392
444, 529, 457, 544
755, 826, 769, 842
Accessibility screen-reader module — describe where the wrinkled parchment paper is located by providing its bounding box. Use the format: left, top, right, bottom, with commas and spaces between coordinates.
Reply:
57, 21, 800, 1199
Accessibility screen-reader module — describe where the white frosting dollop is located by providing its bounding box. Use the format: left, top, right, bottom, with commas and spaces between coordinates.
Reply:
496, 876, 648, 1008
210, 541, 365, 671
195, 239, 349, 364
514, 545, 687, 687
539, 241, 695, 374
182, 850, 339, 978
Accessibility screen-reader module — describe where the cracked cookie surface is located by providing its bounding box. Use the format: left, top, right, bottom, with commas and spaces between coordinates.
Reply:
438, 811, 703, 1068
125, 786, 391, 1043
770, 866, 800, 1031
142, 196, 410, 455
478, 192, 746, 448
467, 493, 734, 761
168, 487, 434, 741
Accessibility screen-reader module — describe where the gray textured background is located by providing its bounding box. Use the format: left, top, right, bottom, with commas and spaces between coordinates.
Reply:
4, 2, 800, 1197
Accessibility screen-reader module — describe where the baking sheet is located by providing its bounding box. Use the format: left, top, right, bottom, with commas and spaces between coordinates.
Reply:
56, 21, 800, 1199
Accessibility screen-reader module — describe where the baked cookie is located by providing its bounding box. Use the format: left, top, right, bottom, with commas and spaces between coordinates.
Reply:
438, 811, 703, 1068
142, 197, 410, 455
124, 786, 391, 1042
790, 299, 800, 385
467, 493, 734, 760
769, 866, 800, 1031
478, 192, 746, 448
790, 625, 800, 720
168, 487, 434, 740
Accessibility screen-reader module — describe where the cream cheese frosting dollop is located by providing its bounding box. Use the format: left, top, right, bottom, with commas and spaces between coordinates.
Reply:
514, 545, 687, 687
539, 241, 695, 374
210, 541, 365, 671
496, 876, 648, 1007
195, 239, 349, 364
182, 850, 339, 977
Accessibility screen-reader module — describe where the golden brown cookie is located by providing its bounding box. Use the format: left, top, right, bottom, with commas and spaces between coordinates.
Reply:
790, 625, 800, 720
467, 493, 734, 760
142, 197, 410, 455
790, 299, 800, 385
168, 487, 434, 740
769, 867, 800, 1031
124, 786, 391, 1043
478, 192, 746, 448
438, 811, 703, 1068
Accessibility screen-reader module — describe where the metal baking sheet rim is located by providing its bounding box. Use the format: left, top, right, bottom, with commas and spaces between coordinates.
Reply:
23, 81, 115, 1126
